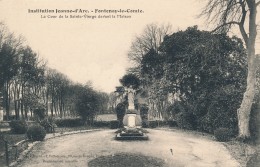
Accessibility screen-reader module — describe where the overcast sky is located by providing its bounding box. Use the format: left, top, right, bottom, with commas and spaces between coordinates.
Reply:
0, 0, 259, 93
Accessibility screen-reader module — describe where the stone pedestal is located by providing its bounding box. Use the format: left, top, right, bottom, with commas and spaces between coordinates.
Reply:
123, 113, 142, 128
126, 114, 136, 128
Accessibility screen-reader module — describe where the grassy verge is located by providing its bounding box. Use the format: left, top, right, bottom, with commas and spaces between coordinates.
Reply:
223, 140, 257, 167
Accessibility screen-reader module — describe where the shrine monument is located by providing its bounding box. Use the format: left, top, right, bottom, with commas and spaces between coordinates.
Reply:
115, 86, 148, 140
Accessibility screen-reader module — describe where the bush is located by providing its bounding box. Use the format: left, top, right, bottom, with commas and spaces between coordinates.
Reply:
175, 112, 197, 130
166, 101, 185, 118
9, 120, 28, 134
116, 102, 127, 128
4, 115, 16, 121
92, 120, 120, 128
197, 111, 238, 135
33, 107, 46, 120
168, 120, 178, 127
40, 118, 57, 133
146, 120, 169, 128
195, 86, 241, 134
27, 125, 46, 141
139, 104, 149, 121
93, 121, 110, 128
110, 120, 119, 129
156, 120, 168, 126
214, 128, 232, 142
196, 116, 213, 133
55, 118, 83, 127
148, 120, 157, 128
75, 87, 100, 122
142, 120, 148, 128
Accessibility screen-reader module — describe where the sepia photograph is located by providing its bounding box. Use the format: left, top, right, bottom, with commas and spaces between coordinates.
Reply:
0, 0, 260, 166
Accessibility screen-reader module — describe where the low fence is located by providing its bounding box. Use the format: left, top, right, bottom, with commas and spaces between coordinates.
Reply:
0, 139, 29, 166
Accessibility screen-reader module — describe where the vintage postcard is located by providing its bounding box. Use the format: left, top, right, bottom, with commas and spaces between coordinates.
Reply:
0, 0, 259, 167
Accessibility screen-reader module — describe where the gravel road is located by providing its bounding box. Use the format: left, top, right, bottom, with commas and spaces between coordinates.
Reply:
16, 129, 240, 167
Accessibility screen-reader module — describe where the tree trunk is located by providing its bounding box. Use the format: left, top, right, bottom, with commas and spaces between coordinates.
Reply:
54, 101, 57, 116
16, 99, 20, 120
8, 84, 11, 118
237, 1, 257, 138
45, 89, 49, 117
59, 95, 63, 118
14, 100, 18, 120
51, 102, 53, 117
25, 106, 28, 120
14, 83, 20, 120
51, 94, 54, 117
4, 82, 10, 120
21, 100, 24, 119
237, 66, 255, 137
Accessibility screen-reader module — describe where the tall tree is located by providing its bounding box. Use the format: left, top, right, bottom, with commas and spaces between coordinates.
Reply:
201, 0, 260, 138
159, 26, 247, 132
0, 43, 19, 119
128, 23, 172, 75
46, 68, 71, 118
126, 23, 172, 120
108, 92, 117, 112
0, 22, 24, 120
17, 46, 45, 119
119, 73, 140, 89
75, 84, 101, 124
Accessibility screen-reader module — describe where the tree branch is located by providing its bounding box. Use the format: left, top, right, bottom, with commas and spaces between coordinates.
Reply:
239, 0, 249, 47
211, 21, 240, 33
256, 0, 260, 6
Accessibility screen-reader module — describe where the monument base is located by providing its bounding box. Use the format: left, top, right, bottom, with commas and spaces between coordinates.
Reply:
115, 128, 149, 140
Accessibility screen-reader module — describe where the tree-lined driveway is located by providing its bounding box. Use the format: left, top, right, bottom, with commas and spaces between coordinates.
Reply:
16, 129, 239, 167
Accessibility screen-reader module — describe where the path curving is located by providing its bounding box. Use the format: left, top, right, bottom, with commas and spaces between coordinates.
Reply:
16, 129, 240, 167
